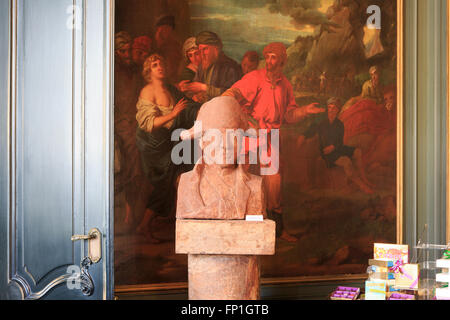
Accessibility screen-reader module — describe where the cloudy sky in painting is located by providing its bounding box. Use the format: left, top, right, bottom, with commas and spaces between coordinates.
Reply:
188, 0, 335, 61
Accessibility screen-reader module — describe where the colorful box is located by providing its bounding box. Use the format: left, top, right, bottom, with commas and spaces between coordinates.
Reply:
365, 280, 387, 300
386, 279, 400, 292
369, 272, 396, 280
371, 266, 391, 273
393, 263, 420, 290
369, 259, 394, 268
368, 265, 388, 274
374, 243, 409, 263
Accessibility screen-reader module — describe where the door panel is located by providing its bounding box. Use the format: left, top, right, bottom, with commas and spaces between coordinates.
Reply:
1, 0, 113, 300
84, 0, 114, 299
17, 0, 75, 286
0, 0, 10, 300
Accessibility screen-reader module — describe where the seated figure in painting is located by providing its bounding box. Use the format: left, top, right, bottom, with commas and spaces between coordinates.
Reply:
135, 54, 200, 242
176, 96, 266, 220
298, 98, 374, 195
360, 66, 384, 104
341, 65, 385, 114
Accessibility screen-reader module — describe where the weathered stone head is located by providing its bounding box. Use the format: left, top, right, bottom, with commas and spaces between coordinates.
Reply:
176, 96, 266, 220
181, 96, 249, 166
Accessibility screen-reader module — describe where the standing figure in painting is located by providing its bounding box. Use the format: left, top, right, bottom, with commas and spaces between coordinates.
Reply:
241, 51, 260, 75
135, 54, 200, 243
178, 37, 201, 96
298, 97, 374, 195
319, 71, 327, 96
114, 31, 152, 229
223, 42, 325, 242
131, 35, 153, 72
155, 15, 182, 84
180, 31, 242, 104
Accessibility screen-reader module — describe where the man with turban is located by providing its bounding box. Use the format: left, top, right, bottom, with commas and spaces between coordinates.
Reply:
115, 31, 152, 230
131, 35, 153, 68
180, 31, 242, 104
178, 37, 201, 84
223, 42, 324, 242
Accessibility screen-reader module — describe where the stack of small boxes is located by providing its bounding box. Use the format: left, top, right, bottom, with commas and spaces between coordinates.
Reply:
365, 259, 397, 300
365, 243, 417, 300
435, 252, 450, 300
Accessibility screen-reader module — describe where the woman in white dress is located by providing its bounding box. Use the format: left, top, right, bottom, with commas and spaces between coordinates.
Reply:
135, 54, 200, 242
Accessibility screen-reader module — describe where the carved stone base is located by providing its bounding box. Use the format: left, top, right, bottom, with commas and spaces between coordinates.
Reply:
188, 255, 260, 300
176, 219, 276, 300
176, 219, 276, 255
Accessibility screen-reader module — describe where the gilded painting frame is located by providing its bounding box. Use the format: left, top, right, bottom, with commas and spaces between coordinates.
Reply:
113, 0, 405, 294
447, 0, 450, 244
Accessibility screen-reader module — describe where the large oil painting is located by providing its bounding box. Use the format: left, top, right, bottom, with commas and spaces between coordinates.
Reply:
114, 0, 400, 288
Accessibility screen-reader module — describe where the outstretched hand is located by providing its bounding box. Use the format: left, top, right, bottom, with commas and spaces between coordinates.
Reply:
178, 80, 190, 92
173, 98, 189, 116
305, 103, 326, 114
181, 81, 207, 94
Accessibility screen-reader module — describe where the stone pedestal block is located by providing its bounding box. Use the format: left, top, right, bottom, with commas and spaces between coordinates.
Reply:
176, 219, 276, 300
188, 255, 260, 300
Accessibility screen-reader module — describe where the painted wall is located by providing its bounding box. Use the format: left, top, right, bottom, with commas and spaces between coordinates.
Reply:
404, 0, 448, 255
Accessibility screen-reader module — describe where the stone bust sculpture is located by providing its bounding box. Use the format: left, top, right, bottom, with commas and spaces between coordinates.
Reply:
176, 96, 266, 220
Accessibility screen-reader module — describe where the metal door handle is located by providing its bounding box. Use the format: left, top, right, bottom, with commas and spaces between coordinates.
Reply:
71, 228, 102, 264
71, 234, 95, 241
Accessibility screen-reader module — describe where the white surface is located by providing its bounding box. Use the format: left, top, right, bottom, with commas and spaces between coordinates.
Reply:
436, 273, 450, 283
436, 259, 450, 269
245, 215, 264, 221
436, 288, 450, 299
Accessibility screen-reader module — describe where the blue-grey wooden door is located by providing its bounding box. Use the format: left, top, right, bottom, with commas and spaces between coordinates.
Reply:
0, 0, 114, 300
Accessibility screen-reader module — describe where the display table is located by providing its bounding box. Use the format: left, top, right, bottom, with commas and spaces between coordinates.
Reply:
176, 219, 276, 300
